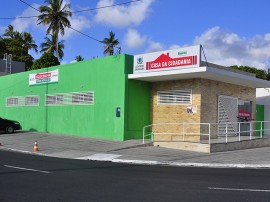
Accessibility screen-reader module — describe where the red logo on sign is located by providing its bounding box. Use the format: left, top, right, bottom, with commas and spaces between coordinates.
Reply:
238, 109, 251, 118
146, 53, 197, 70
35, 72, 51, 80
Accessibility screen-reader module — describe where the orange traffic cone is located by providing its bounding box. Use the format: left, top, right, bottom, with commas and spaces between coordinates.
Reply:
33, 141, 39, 152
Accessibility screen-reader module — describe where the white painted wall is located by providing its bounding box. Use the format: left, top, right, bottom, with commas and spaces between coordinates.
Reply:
256, 88, 270, 105
256, 88, 270, 135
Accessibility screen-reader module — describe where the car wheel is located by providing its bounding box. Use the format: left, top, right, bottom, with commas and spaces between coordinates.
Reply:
6, 126, 14, 134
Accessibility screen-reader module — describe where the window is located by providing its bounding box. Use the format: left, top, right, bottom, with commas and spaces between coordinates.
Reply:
157, 89, 192, 105
6, 97, 19, 106
46, 95, 64, 105
6, 95, 39, 107
72, 92, 94, 104
46, 91, 94, 106
25, 96, 39, 106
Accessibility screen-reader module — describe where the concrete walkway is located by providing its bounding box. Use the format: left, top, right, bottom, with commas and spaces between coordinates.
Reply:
1, 132, 270, 169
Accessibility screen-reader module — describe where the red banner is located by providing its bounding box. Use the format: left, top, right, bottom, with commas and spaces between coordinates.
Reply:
146, 53, 197, 70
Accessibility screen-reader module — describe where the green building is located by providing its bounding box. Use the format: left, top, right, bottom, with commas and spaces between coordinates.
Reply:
0, 54, 150, 141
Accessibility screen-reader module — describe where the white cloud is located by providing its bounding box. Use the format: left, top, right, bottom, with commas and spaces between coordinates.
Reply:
124, 29, 147, 49
146, 40, 164, 53
95, 0, 155, 27
0, 27, 5, 35
62, 15, 91, 39
10, 2, 90, 40
194, 26, 270, 69
11, 3, 41, 33
60, 0, 91, 39
169, 44, 181, 50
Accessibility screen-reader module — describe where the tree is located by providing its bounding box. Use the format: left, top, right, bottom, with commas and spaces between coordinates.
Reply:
1, 25, 38, 68
230, 65, 267, 80
21, 32, 38, 53
29, 52, 60, 70
101, 31, 120, 55
75, 55, 84, 62
38, 0, 72, 60
40, 34, 64, 60
3, 25, 15, 38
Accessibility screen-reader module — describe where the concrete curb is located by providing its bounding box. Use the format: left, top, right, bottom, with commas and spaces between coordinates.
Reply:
112, 159, 270, 169
2, 146, 270, 169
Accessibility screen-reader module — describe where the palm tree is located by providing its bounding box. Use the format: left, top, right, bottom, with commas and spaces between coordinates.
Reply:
37, 0, 72, 60
3, 25, 37, 57
40, 34, 64, 60
101, 31, 120, 55
75, 55, 84, 62
21, 32, 38, 53
3, 25, 15, 38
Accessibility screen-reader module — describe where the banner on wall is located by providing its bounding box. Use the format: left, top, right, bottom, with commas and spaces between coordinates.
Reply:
29, 69, 59, 85
133, 45, 201, 74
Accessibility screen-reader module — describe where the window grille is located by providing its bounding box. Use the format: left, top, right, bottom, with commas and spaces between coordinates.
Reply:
25, 96, 39, 106
46, 95, 64, 105
6, 95, 39, 107
46, 91, 94, 106
6, 97, 19, 106
157, 89, 192, 105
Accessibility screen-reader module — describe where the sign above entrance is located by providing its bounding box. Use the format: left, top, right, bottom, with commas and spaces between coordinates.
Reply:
29, 69, 59, 86
133, 45, 201, 74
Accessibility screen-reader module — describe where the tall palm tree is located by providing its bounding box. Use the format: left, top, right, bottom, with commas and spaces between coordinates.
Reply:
37, 0, 72, 60
40, 34, 64, 60
101, 31, 120, 56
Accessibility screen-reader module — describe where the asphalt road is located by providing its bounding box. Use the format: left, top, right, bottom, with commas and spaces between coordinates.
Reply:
1, 150, 270, 202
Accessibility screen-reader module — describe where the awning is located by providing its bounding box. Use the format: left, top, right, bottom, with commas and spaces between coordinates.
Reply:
128, 66, 270, 88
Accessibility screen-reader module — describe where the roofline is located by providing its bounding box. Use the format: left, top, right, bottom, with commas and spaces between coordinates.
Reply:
128, 66, 270, 88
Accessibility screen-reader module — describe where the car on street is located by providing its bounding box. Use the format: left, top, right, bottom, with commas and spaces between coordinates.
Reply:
0, 117, 22, 134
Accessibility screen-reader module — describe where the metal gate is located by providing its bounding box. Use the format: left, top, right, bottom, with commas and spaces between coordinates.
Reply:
218, 96, 238, 136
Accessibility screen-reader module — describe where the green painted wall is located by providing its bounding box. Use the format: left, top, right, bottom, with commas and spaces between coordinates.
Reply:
0, 54, 151, 141
256, 104, 264, 136
0, 54, 150, 140
125, 79, 151, 139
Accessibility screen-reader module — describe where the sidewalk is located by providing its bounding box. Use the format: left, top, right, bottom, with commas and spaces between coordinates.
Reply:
1, 132, 270, 169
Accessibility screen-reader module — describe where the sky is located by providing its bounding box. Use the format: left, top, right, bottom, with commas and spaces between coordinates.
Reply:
0, 0, 270, 69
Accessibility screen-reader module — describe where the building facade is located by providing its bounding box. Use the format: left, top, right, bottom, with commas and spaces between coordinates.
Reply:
0, 54, 150, 140
0, 45, 269, 143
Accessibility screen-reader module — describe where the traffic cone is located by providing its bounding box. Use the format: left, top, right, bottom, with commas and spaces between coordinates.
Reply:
33, 141, 39, 152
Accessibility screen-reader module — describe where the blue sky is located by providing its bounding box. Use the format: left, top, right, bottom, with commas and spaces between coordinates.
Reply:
1, 0, 270, 69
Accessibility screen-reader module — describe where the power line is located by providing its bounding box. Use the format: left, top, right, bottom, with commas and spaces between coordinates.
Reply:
0, 0, 141, 20
18, 0, 102, 43
0, 16, 39, 20
69, 27, 101, 43
71, 0, 141, 13
19, 0, 40, 12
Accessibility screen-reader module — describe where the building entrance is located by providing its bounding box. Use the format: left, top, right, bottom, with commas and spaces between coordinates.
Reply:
218, 96, 252, 136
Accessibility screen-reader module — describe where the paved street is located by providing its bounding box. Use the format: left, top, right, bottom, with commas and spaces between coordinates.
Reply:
1, 150, 270, 202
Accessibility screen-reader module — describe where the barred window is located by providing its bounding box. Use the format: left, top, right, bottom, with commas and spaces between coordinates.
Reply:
25, 96, 39, 106
6, 97, 19, 106
72, 92, 94, 104
157, 89, 192, 105
46, 91, 94, 106
46, 95, 64, 105
6, 95, 39, 107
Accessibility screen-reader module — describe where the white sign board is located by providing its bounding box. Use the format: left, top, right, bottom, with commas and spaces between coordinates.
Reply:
133, 45, 201, 74
29, 69, 59, 85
